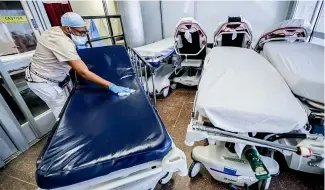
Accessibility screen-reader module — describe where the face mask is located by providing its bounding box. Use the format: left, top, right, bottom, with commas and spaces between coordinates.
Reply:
68, 28, 88, 46
71, 34, 88, 46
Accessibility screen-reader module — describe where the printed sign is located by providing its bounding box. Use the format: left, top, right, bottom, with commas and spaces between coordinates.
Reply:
0, 16, 28, 24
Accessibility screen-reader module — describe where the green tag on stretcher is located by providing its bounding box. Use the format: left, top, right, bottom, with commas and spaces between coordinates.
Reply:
243, 146, 270, 180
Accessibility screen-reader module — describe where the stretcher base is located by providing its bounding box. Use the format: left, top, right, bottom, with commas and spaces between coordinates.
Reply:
172, 68, 201, 87
279, 138, 324, 174
191, 143, 279, 188
186, 111, 324, 176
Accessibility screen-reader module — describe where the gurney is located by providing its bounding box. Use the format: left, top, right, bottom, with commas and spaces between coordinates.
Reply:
36, 46, 187, 190
171, 17, 207, 88
254, 19, 324, 176
134, 38, 175, 97
134, 37, 175, 67
185, 18, 324, 190
256, 19, 324, 117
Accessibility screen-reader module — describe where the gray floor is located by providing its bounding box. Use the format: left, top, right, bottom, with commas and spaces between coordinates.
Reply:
0, 88, 324, 190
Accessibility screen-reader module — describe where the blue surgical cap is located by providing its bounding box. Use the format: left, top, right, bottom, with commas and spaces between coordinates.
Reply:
61, 12, 85, 27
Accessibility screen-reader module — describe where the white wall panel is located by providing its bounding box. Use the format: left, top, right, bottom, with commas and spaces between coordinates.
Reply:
140, 1, 163, 44
196, 1, 290, 44
161, 1, 195, 38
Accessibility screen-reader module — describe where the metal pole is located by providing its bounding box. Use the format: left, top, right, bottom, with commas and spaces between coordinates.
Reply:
144, 65, 149, 96
0, 61, 41, 138
159, 0, 164, 39
119, 15, 127, 46
286, 1, 298, 20
309, 1, 324, 42
151, 69, 157, 106
102, 0, 116, 45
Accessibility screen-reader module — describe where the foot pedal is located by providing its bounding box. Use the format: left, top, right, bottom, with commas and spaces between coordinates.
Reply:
243, 146, 270, 180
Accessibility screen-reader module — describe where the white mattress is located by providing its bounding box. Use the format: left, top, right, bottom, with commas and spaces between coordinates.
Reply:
134, 37, 174, 58
196, 47, 307, 133
263, 42, 324, 104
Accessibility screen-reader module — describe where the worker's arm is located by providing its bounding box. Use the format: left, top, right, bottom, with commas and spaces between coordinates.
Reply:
68, 59, 112, 88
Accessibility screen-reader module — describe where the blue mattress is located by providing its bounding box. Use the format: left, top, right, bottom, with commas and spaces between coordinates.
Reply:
36, 46, 172, 189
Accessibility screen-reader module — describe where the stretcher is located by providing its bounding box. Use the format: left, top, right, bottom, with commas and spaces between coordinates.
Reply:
172, 17, 207, 88
134, 38, 175, 97
134, 37, 175, 67
256, 19, 324, 104
36, 46, 187, 190
185, 17, 324, 190
254, 19, 324, 176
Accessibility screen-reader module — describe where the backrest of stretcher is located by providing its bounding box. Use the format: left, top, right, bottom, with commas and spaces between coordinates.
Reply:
174, 17, 207, 60
255, 19, 309, 52
214, 16, 252, 48
221, 17, 245, 47
178, 30, 206, 60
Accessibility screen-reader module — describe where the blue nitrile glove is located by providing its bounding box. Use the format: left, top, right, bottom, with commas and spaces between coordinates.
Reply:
109, 84, 135, 96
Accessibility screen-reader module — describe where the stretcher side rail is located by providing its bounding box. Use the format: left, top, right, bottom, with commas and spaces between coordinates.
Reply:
126, 46, 157, 106
185, 113, 324, 163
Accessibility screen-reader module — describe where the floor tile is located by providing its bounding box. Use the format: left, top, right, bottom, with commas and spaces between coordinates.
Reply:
0, 172, 36, 190
0, 137, 47, 187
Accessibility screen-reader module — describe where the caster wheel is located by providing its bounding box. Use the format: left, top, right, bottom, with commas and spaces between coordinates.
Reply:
159, 172, 172, 184
170, 83, 177, 90
188, 161, 201, 178
162, 88, 169, 98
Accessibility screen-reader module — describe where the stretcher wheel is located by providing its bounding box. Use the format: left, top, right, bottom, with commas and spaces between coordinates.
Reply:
188, 161, 201, 178
170, 83, 177, 90
159, 172, 172, 184
162, 88, 169, 97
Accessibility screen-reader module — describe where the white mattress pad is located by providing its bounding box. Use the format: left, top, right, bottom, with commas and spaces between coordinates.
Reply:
263, 42, 324, 104
196, 47, 307, 133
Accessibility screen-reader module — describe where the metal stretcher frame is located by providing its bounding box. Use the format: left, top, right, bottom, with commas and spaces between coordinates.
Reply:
82, 15, 126, 47
127, 46, 157, 105
36, 46, 187, 189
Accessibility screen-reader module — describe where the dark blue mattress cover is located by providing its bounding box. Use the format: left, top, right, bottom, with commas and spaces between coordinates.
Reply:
36, 46, 172, 189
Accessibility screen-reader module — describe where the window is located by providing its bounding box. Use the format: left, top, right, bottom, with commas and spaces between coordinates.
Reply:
0, 1, 37, 56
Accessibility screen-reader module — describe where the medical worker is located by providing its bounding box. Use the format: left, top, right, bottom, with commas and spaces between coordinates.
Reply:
25, 12, 133, 118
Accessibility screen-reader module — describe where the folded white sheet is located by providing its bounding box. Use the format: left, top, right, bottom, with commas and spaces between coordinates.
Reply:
263, 42, 324, 104
196, 47, 307, 133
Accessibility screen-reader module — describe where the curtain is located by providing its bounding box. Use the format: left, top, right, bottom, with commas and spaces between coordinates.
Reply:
43, 2, 73, 26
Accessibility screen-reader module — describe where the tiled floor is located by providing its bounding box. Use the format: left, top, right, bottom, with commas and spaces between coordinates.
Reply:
0, 88, 323, 190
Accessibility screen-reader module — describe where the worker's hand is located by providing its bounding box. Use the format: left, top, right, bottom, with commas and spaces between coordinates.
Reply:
108, 84, 135, 96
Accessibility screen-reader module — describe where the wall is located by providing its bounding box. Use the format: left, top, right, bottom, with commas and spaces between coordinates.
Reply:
159, 1, 290, 45
140, 1, 162, 44
161, 1, 195, 38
